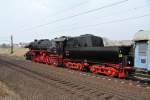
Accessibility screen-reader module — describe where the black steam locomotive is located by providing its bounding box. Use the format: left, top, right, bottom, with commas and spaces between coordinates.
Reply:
25, 34, 134, 78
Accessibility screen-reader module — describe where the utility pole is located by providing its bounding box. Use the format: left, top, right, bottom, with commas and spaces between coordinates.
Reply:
10, 35, 13, 54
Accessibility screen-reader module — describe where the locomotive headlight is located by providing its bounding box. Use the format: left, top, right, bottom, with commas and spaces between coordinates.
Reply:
119, 54, 123, 58
128, 61, 131, 64
119, 49, 123, 58
66, 51, 69, 56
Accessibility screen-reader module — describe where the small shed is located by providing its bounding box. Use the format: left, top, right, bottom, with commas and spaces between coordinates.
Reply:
133, 30, 150, 71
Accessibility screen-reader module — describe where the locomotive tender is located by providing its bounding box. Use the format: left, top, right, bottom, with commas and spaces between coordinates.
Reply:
25, 34, 134, 78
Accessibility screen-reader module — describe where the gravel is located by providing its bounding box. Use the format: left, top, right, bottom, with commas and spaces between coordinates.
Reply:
0, 81, 20, 100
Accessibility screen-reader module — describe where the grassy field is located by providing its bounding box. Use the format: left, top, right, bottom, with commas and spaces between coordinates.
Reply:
0, 48, 28, 59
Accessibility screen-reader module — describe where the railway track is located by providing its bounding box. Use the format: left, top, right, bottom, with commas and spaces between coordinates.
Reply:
0, 56, 150, 100
3, 55, 150, 88
0, 58, 131, 100
66, 70, 150, 90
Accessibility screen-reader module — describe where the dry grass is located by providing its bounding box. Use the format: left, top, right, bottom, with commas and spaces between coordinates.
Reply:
0, 81, 20, 100
0, 48, 28, 59
0, 82, 9, 97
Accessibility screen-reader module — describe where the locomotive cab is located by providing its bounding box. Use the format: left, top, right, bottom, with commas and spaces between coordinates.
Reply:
53, 37, 66, 55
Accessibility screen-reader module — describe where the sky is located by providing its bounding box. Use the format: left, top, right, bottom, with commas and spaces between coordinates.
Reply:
0, 0, 150, 43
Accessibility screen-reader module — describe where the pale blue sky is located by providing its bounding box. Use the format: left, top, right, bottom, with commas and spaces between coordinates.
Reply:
0, 0, 150, 43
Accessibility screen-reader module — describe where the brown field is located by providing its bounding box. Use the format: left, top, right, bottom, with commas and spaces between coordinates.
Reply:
0, 48, 28, 59
0, 48, 24, 99
0, 80, 20, 100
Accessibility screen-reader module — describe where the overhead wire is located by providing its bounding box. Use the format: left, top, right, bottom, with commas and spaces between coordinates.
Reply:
20, 0, 128, 32
44, 0, 89, 18
18, 1, 89, 32
92, 4, 149, 19
46, 4, 150, 31
74, 13, 150, 29
48, 13, 150, 32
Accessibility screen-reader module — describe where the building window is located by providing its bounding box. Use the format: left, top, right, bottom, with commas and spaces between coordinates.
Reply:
138, 43, 147, 56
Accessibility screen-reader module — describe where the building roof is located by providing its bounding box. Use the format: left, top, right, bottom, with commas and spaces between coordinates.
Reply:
133, 30, 150, 41
103, 37, 133, 46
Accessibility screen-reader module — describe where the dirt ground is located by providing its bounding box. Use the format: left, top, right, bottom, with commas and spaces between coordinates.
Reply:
0, 55, 150, 100
0, 81, 20, 100
0, 48, 26, 100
